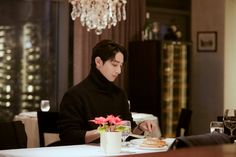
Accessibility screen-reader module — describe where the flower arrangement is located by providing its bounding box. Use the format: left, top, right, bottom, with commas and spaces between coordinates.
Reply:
90, 115, 127, 133
164, 24, 182, 41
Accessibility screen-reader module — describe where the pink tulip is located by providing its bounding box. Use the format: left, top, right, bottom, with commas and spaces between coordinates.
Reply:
106, 115, 122, 125
90, 116, 107, 125
90, 114, 126, 132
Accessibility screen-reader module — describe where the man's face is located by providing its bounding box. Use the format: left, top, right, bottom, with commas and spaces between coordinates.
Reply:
95, 52, 124, 82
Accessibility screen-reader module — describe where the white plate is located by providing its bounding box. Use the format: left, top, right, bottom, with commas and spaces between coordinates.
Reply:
130, 139, 145, 145
137, 145, 168, 150
130, 138, 174, 150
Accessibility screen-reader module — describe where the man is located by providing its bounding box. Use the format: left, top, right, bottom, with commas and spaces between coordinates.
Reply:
59, 40, 157, 145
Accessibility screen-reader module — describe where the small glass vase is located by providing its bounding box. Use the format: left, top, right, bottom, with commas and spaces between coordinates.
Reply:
100, 132, 122, 154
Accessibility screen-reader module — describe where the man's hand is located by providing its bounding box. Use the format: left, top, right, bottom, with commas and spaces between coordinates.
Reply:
138, 120, 157, 133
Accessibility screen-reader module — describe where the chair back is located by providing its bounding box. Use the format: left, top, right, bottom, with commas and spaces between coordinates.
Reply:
37, 111, 60, 147
174, 133, 231, 149
176, 108, 192, 137
0, 121, 27, 150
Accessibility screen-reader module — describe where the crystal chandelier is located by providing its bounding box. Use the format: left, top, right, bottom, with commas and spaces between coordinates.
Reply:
69, 0, 127, 35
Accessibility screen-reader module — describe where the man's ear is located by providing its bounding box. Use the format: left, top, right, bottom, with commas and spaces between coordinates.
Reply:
95, 57, 103, 68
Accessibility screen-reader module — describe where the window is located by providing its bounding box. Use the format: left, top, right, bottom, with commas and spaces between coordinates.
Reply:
0, 0, 70, 121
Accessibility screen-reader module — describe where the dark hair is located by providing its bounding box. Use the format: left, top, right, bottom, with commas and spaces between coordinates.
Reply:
91, 40, 127, 68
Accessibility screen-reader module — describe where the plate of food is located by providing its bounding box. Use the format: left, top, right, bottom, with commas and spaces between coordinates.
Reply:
130, 138, 169, 150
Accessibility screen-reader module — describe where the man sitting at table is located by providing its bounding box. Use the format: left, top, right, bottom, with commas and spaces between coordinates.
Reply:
58, 40, 157, 145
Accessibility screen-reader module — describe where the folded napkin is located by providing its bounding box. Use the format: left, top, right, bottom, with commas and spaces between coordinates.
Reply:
131, 112, 156, 121
19, 112, 37, 118
174, 133, 231, 149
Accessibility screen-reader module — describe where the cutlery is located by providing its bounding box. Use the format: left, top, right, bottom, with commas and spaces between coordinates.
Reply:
129, 134, 145, 139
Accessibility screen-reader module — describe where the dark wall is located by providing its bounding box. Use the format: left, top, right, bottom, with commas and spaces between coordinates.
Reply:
146, 0, 191, 41
147, 0, 191, 11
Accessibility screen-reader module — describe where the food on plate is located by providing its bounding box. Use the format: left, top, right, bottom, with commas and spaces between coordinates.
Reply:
140, 138, 167, 148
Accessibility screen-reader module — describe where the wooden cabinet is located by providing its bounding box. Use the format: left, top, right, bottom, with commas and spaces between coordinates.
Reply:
128, 40, 191, 137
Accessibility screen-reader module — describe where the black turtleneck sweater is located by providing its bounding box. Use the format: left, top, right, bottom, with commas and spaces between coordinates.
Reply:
58, 67, 136, 145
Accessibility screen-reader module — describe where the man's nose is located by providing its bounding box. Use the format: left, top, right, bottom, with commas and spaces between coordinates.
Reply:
116, 66, 121, 74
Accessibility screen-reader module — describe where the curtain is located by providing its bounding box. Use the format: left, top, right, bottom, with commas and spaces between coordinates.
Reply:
73, 0, 146, 90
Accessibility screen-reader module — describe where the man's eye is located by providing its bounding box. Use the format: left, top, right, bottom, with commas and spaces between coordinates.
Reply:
112, 63, 118, 66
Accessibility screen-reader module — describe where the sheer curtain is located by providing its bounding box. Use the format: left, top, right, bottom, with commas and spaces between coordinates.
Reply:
73, 0, 146, 89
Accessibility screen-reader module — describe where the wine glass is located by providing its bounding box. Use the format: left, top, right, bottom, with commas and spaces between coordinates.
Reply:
121, 120, 131, 146
40, 100, 50, 112
223, 109, 236, 136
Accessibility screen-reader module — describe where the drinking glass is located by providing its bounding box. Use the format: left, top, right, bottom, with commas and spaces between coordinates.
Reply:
223, 109, 236, 136
210, 121, 224, 133
40, 100, 50, 112
121, 120, 131, 146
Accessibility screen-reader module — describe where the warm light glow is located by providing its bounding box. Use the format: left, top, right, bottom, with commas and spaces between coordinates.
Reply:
0, 44, 4, 50
6, 55, 11, 61
27, 85, 34, 92
28, 75, 34, 80
6, 94, 11, 99
5, 85, 11, 92
6, 75, 11, 80
69, 0, 127, 35
6, 65, 11, 70
0, 31, 5, 36
0, 51, 4, 57
27, 95, 33, 100
6, 102, 11, 107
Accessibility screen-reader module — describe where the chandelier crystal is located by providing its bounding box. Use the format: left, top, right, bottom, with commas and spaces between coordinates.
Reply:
69, 0, 127, 35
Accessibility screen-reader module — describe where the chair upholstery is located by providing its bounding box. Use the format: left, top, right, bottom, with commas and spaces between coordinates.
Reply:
0, 121, 27, 150
174, 133, 231, 149
176, 108, 192, 137
37, 111, 61, 147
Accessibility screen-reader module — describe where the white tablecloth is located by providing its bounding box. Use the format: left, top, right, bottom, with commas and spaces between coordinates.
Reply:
14, 112, 161, 148
0, 138, 175, 157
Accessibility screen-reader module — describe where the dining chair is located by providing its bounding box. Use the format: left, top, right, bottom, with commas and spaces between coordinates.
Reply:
176, 108, 192, 137
174, 133, 231, 149
37, 111, 61, 147
0, 121, 27, 150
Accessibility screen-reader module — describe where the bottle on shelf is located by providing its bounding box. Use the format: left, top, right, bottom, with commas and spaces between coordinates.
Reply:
142, 12, 153, 41
152, 21, 160, 40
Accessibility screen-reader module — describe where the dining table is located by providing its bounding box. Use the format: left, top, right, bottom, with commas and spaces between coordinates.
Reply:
0, 138, 175, 157
0, 141, 236, 157
14, 112, 162, 148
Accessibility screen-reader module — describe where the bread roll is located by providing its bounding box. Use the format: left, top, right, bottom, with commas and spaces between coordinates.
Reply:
140, 138, 167, 148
